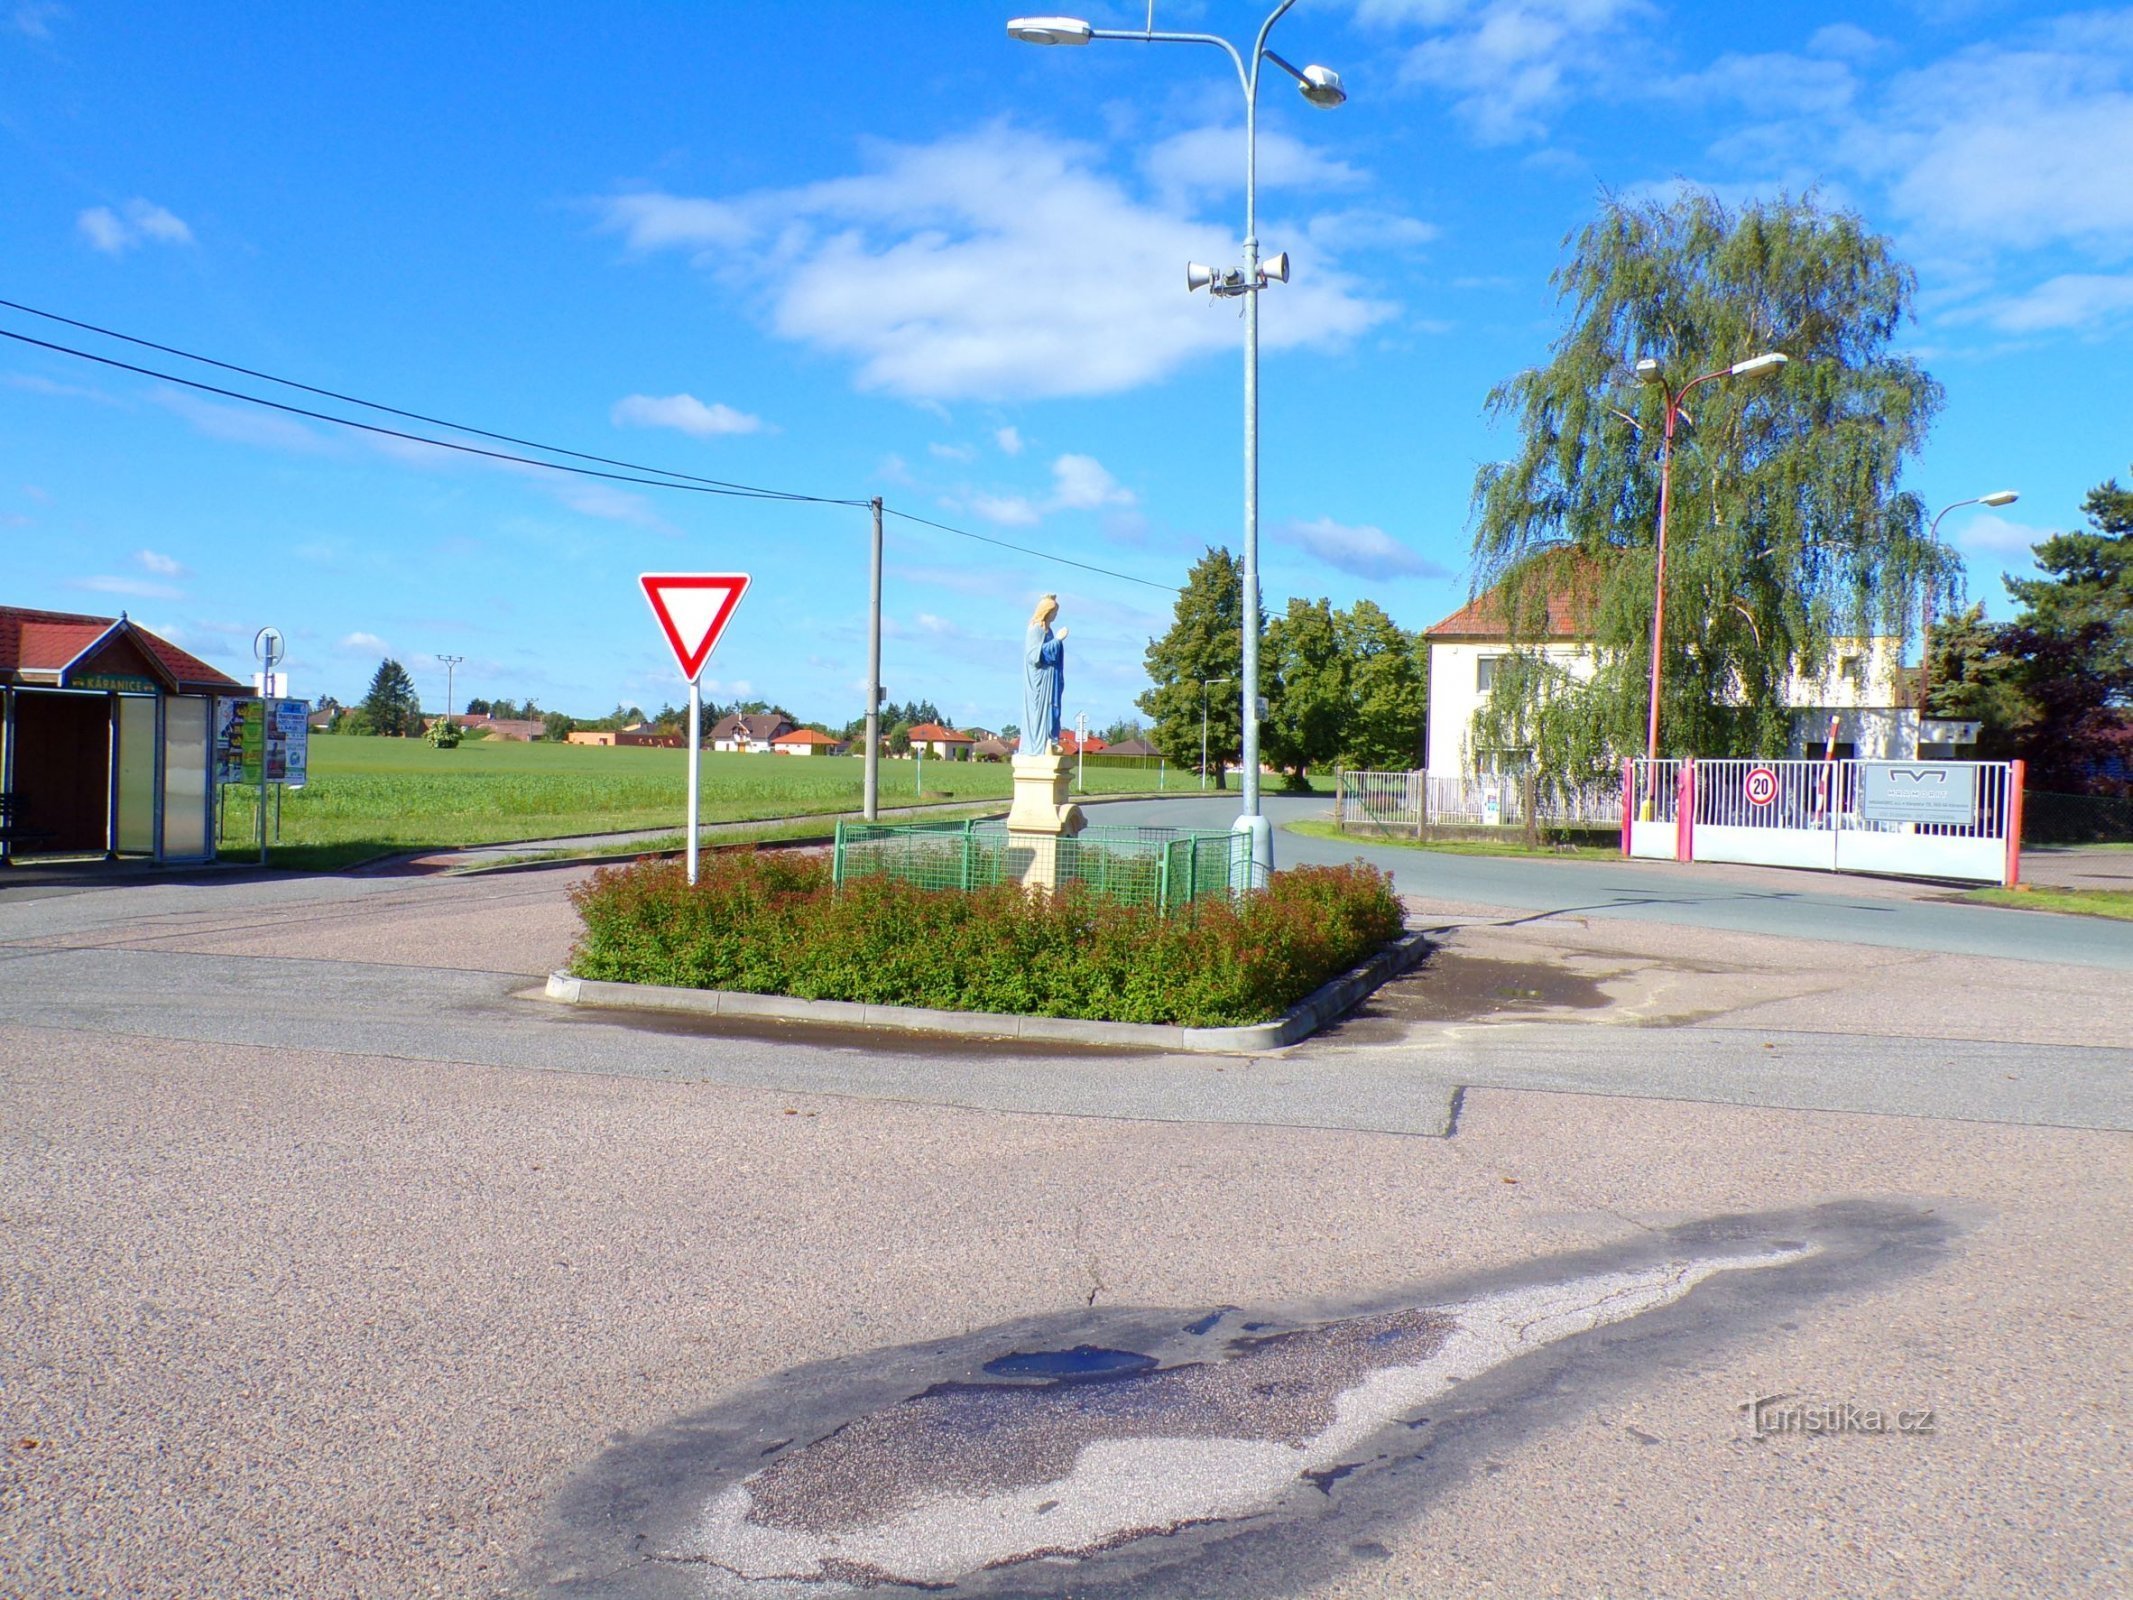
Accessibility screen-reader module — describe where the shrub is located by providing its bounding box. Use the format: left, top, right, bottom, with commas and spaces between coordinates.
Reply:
567, 852, 1404, 1028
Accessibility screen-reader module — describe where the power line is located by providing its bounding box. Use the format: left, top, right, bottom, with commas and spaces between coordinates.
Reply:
1, 304, 1183, 593
0, 326, 865, 506
0, 296, 838, 503
882, 506, 1179, 593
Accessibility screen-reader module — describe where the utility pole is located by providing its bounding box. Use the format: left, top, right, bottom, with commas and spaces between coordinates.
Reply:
865, 498, 883, 821
437, 655, 463, 725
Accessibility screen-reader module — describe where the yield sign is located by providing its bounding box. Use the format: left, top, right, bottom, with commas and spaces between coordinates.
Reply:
640, 573, 750, 680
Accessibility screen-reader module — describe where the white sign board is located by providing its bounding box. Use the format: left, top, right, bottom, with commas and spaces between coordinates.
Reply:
1920, 719, 1982, 745
1860, 762, 1977, 824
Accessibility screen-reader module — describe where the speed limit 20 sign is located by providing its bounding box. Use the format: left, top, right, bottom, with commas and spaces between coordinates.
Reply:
1744, 766, 1779, 807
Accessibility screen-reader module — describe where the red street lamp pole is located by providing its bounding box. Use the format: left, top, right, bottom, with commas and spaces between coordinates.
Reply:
1915, 490, 2018, 743
1637, 351, 1789, 768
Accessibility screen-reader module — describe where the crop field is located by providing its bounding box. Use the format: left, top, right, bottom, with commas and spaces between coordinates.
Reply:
216, 736, 1189, 869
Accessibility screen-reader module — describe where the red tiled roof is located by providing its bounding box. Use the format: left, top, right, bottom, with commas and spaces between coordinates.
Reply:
0, 605, 245, 691
1423, 554, 1606, 641
772, 728, 843, 745
906, 722, 973, 742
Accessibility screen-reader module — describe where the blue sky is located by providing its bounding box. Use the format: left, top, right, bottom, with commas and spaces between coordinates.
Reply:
5, 1, 2129, 728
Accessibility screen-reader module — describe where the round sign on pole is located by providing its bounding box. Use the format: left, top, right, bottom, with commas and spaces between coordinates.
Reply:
1745, 766, 1779, 807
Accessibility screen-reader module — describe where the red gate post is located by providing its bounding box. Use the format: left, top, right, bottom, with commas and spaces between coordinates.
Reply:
1675, 759, 1697, 863
1621, 757, 1634, 857
2005, 759, 2026, 887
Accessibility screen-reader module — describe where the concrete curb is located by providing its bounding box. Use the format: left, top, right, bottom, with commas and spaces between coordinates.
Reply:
542, 927, 1431, 1054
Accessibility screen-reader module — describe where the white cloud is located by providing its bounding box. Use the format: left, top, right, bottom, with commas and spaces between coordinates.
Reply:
76, 198, 194, 255
134, 549, 186, 578
553, 481, 668, 528
1367, 0, 1655, 144
1966, 272, 2133, 334
1953, 513, 2048, 559
340, 631, 392, 654
69, 574, 182, 600
968, 493, 1042, 527
1048, 453, 1135, 512
610, 392, 762, 436
1141, 126, 1367, 201
993, 426, 1023, 456
11, 4, 64, 40
1284, 516, 1448, 579
595, 124, 1396, 402
150, 388, 332, 453
928, 441, 977, 462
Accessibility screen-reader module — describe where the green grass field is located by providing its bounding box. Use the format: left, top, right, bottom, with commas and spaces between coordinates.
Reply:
217, 737, 1188, 869
1284, 818, 1624, 861
1963, 886, 2133, 920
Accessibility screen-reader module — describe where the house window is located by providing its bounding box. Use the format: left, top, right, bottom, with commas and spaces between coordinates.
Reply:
1476, 655, 1505, 693
1839, 654, 1863, 686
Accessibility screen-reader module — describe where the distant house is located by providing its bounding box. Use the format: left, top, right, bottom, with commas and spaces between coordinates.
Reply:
710, 712, 795, 753
307, 705, 340, 733
971, 736, 1014, 762
566, 729, 619, 746
616, 729, 683, 748
771, 728, 847, 757
905, 722, 976, 760
1058, 731, 1108, 756
461, 716, 546, 742
1105, 737, 1156, 757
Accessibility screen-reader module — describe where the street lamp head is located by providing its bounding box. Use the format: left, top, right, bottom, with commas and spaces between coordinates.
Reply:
1006, 16, 1093, 45
1634, 357, 1663, 384
1728, 351, 1790, 378
1980, 489, 2020, 507
1298, 64, 1347, 108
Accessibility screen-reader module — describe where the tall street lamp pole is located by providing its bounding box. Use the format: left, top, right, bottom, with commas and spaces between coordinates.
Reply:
1916, 489, 2018, 749
1009, 6, 1346, 876
1634, 351, 1789, 771
1200, 674, 1233, 791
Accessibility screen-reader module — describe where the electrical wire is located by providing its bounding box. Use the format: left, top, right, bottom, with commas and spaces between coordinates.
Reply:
1, 303, 1183, 592
0, 296, 840, 503
0, 326, 865, 505
881, 506, 1179, 593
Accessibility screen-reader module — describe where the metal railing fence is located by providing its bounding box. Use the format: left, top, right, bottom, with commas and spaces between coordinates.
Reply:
1336, 770, 1623, 831
831, 818, 1247, 912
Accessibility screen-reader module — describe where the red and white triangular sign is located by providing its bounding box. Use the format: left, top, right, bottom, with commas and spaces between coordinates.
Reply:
640, 573, 751, 680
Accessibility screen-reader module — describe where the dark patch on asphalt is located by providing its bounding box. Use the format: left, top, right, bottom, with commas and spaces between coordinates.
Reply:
1322, 950, 1613, 1043
522, 1201, 1957, 1600
549, 1001, 1167, 1061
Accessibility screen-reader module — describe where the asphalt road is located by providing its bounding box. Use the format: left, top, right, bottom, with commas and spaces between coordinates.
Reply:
1094, 792, 2133, 969
3, 846, 2130, 1599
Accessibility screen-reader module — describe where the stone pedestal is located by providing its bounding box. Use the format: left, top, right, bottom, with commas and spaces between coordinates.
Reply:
1006, 753, 1085, 890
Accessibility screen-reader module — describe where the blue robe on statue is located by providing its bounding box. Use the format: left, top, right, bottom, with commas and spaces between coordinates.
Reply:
1022, 624, 1065, 753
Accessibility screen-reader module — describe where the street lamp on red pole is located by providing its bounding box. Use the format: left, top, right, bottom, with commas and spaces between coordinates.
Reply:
1635, 350, 1789, 773
1915, 489, 2018, 746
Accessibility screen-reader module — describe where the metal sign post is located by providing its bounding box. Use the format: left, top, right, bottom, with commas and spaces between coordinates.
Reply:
639, 574, 751, 886
252, 627, 283, 865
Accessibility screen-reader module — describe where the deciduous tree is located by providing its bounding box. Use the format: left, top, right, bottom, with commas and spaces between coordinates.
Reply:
1469, 190, 1946, 778
1139, 548, 1246, 787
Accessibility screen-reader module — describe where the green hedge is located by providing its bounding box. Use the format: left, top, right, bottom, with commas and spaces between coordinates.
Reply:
567, 851, 1405, 1028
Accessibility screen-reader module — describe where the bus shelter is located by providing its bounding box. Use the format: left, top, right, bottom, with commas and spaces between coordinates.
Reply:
0, 606, 250, 865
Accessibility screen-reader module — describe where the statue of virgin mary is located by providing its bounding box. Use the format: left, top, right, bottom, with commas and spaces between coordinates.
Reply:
1020, 595, 1066, 754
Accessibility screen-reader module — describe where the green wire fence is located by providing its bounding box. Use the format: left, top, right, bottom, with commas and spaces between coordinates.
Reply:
831, 818, 1249, 912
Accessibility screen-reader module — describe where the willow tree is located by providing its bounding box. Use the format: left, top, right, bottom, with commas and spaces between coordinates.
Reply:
1468, 191, 1950, 783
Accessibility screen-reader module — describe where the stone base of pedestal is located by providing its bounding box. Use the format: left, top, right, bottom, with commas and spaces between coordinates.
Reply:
1006, 753, 1084, 890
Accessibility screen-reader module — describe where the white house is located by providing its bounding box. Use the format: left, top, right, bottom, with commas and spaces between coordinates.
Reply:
709, 712, 794, 754
1422, 575, 1916, 777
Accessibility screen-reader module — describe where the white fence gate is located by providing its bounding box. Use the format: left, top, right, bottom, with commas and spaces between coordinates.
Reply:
1626, 757, 2024, 885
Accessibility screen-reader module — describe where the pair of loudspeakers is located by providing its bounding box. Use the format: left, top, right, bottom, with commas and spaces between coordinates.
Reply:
1185, 253, 1290, 293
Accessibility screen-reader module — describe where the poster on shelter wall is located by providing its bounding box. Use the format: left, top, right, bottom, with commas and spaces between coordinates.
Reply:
212, 698, 309, 788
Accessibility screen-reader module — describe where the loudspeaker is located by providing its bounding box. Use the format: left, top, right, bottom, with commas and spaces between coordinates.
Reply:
1185, 262, 1216, 292
1262, 251, 1290, 284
